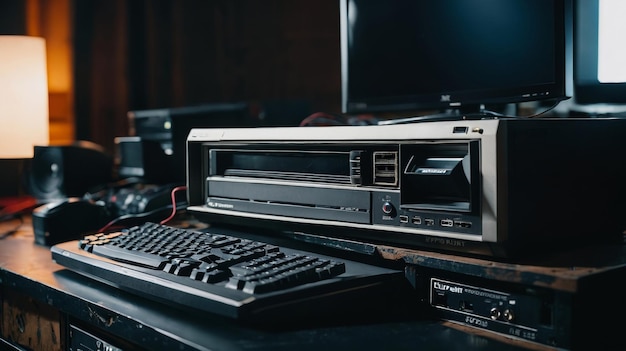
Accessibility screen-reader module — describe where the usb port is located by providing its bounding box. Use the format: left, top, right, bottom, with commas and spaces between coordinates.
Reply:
412, 216, 422, 225
440, 219, 453, 227
453, 126, 468, 134
399, 215, 409, 223
373, 151, 398, 186
454, 220, 472, 228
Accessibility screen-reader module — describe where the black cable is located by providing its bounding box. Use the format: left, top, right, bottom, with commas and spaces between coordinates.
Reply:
483, 97, 569, 119
96, 201, 189, 233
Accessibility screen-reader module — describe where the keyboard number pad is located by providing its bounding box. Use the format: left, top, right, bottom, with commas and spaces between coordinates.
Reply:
225, 253, 346, 294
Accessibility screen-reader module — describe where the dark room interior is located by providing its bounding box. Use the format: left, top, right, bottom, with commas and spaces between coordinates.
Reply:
1, 1, 626, 350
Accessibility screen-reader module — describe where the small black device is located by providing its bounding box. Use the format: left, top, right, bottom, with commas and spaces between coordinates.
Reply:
101, 182, 184, 218
127, 101, 312, 182
32, 183, 185, 246
32, 198, 110, 246
114, 136, 175, 183
25, 141, 114, 201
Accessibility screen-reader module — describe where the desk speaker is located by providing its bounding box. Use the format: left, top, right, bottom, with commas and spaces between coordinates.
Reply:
25, 141, 113, 200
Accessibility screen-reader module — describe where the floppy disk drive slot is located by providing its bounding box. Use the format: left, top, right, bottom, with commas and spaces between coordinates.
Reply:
223, 169, 350, 184
210, 149, 353, 184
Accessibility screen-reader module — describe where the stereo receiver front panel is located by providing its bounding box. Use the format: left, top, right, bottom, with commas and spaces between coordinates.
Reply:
429, 277, 571, 349
202, 140, 483, 238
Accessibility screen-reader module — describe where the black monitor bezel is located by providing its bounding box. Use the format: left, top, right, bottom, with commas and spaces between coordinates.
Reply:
340, 0, 569, 115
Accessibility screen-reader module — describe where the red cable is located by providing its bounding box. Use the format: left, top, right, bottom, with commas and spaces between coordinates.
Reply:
160, 185, 187, 225
97, 185, 188, 232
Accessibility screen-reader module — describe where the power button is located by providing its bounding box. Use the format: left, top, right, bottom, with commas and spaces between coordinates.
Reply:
382, 202, 395, 215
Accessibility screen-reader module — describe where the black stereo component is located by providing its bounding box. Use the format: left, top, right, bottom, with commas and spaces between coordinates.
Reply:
32, 198, 110, 246
25, 141, 113, 201
127, 101, 312, 182
69, 324, 127, 351
114, 136, 175, 183
185, 118, 626, 258
32, 182, 185, 246
430, 278, 554, 346
412, 251, 626, 351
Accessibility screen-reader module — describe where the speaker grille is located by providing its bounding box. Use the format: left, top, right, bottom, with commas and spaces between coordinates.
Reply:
26, 142, 113, 200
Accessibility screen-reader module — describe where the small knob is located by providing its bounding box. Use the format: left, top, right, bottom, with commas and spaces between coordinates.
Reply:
503, 309, 515, 322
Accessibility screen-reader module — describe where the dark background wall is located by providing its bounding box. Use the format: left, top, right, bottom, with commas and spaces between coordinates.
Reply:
0, 0, 26, 34
72, 0, 342, 152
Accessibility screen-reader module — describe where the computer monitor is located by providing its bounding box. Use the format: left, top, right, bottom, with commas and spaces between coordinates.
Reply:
340, 0, 569, 116
573, 0, 626, 108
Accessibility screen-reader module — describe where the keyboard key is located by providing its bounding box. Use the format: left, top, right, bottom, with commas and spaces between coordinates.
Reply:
163, 257, 202, 276
90, 244, 169, 269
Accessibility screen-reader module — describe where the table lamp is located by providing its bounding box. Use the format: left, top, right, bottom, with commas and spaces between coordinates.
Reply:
0, 35, 49, 197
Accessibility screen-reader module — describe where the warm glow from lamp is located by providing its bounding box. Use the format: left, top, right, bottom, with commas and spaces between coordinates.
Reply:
0, 35, 49, 159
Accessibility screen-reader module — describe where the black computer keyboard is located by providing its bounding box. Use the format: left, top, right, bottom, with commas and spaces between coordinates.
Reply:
51, 222, 408, 324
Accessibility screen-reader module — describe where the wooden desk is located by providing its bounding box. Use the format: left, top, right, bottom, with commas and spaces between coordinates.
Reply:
0, 215, 620, 351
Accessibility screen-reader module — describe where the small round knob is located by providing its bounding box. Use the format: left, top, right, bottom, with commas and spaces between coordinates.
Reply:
503, 309, 515, 322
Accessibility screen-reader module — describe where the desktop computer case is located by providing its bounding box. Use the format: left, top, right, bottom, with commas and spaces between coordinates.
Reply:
185, 118, 626, 258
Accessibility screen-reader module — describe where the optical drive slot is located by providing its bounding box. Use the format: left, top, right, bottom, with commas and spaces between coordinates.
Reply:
224, 169, 351, 184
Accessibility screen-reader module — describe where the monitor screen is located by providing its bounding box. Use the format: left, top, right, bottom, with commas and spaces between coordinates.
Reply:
341, 0, 568, 115
574, 0, 626, 106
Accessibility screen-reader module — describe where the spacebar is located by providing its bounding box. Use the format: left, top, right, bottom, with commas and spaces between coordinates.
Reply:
91, 245, 168, 269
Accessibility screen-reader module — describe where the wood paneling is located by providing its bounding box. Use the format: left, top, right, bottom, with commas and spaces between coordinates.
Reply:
7, 1, 341, 153
26, 0, 75, 145
1, 288, 63, 351
73, 0, 341, 153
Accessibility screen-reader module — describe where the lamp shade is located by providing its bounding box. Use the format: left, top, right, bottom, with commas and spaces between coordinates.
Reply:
0, 35, 49, 159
